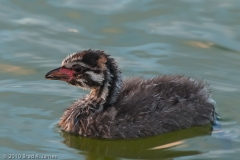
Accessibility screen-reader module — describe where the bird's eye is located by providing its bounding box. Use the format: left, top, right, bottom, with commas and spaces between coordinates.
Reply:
72, 65, 86, 72
73, 67, 82, 72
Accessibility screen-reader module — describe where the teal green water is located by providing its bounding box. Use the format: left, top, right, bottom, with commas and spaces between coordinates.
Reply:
1, 0, 240, 159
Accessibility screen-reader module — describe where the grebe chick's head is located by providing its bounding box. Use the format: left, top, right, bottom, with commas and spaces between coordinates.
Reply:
45, 50, 110, 90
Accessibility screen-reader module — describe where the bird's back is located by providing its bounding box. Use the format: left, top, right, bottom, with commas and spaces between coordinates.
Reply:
108, 75, 215, 138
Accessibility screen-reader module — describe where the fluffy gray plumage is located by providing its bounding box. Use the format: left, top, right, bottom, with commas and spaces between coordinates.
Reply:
45, 50, 216, 139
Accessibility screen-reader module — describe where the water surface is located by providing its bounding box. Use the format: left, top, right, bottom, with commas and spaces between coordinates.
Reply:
1, 0, 240, 159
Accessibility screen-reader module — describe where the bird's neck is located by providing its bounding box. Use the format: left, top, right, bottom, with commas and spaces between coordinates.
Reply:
86, 67, 123, 113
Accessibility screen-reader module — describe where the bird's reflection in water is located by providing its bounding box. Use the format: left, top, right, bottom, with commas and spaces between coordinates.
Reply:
61, 126, 211, 160
60, 125, 212, 160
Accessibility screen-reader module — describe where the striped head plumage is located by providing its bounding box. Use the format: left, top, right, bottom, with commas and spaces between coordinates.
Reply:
46, 50, 110, 90
45, 49, 123, 105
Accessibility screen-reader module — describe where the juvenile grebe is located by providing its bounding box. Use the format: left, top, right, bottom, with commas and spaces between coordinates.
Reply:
45, 50, 216, 139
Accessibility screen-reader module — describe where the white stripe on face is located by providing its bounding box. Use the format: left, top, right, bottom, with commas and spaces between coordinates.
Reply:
76, 79, 91, 90
85, 71, 104, 84
61, 61, 90, 68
